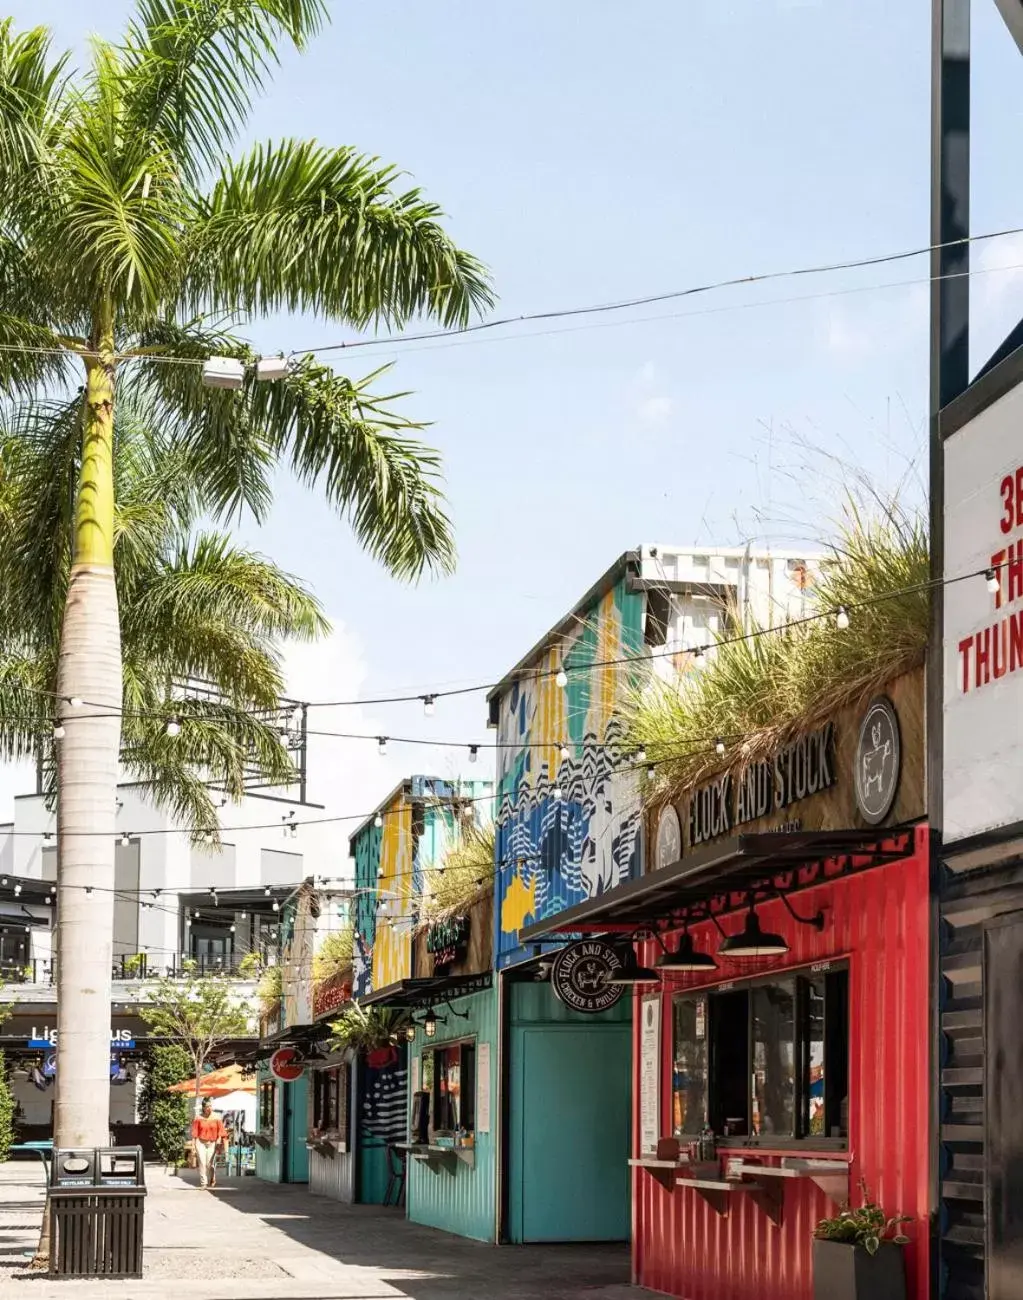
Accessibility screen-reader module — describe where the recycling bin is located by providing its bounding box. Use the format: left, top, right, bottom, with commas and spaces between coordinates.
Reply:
48, 1146, 146, 1277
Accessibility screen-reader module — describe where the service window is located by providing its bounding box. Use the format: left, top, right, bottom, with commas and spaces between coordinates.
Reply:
672, 996, 709, 1135
258, 1080, 276, 1133
313, 1067, 340, 1132
673, 963, 849, 1145
422, 1039, 477, 1135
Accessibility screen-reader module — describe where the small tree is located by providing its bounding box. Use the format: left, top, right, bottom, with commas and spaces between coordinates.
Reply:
138, 1044, 192, 1166
140, 966, 251, 1110
0, 1053, 15, 1163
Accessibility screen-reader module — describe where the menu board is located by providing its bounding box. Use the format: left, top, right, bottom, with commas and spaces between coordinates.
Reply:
477, 1042, 491, 1134
639, 996, 661, 1155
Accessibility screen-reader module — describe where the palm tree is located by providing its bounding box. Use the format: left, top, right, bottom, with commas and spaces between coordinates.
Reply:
0, 4, 492, 1149
0, 391, 326, 829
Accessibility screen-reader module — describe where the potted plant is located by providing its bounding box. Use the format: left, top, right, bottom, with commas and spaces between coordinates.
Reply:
812, 1183, 911, 1300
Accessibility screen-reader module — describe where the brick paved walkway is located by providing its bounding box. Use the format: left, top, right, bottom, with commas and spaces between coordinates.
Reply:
0, 1161, 658, 1299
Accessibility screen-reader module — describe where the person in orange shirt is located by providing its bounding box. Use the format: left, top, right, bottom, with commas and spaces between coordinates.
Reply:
191, 1098, 228, 1189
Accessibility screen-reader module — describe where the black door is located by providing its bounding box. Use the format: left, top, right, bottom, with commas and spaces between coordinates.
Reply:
985, 910, 1023, 1297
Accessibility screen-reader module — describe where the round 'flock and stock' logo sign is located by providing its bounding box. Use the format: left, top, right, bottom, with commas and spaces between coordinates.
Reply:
656, 804, 682, 868
551, 939, 626, 1014
855, 696, 901, 826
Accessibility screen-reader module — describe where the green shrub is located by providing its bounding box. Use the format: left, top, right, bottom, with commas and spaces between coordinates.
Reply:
138, 1045, 191, 1165
0, 1053, 15, 1162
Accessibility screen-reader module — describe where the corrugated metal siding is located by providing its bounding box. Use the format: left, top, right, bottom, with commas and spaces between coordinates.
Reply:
309, 1065, 358, 1204
937, 845, 1023, 1300
254, 1070, 283, 1183
493, 576, 645, 970
633, 826, 931, 1300
406, 987, 498, 1242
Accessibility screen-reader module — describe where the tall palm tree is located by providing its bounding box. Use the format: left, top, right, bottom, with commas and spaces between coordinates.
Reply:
0, 391, 327, 828
0, 4, 492, 1148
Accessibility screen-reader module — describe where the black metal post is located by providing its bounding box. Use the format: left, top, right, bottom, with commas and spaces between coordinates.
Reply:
929, 1, 971, 1290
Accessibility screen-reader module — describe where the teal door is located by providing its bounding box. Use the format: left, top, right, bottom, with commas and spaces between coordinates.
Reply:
283, 1076, 309, 1184
510, 1024, 631, 1242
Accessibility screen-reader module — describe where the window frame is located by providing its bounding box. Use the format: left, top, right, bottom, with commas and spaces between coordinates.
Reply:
258, 1079, 276, 1135
311, 1063, 351, 1148
671, 959, 850, 1151
420, 1034, 478, 1136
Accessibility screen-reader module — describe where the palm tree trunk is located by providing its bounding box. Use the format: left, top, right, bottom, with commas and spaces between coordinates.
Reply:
52, 308, 121, 1152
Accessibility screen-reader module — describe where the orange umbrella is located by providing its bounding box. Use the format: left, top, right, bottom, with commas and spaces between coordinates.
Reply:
167, 1065, 255, 1097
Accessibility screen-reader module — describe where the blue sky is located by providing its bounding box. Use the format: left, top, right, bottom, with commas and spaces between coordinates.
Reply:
4, 0, 1023, 836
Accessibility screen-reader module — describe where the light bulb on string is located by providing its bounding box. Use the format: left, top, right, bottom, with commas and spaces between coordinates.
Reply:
52, 721, 65, 740
559, 743, 569, 762
67, 696, 83, 709
272, 900, 280, 913
165, 717, 181, 738
374, 813, 383, 829
835, 606, 850, 630
377, 736, 388, 757
647, 764, 656, 780
555, 666, 568, 689
986, 568, 1000, 594
264, 886, 271, 897
553, 784, 563, 802
636, 745, 647, 764
120, 833, 130, 847
694, 646, 707, 668
468, 745, 478, 764
715, 737, 726, 756
422, 694, 436, 717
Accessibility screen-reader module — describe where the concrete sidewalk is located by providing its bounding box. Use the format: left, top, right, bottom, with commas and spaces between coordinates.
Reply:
0, 1162, 656, 1299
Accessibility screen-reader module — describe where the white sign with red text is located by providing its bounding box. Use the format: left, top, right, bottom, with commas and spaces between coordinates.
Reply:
944, 378, 1023, 842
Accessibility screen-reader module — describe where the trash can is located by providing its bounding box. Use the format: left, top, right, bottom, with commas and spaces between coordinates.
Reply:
48, 1146, 146, 1277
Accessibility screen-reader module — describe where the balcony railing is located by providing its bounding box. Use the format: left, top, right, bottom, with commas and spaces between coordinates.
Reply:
0, 954, 262, 986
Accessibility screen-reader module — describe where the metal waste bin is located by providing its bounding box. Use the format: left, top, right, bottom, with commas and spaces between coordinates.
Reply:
48, 1146, 146, 1278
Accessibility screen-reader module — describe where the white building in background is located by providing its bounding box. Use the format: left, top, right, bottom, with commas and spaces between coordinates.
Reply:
635, 544, 822, 678
0, 691, 344, 1143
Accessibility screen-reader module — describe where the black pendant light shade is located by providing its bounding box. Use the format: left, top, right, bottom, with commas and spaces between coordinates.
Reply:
603, 950, 661, 985
656, 931, 718, 972
718, 910, 789, 958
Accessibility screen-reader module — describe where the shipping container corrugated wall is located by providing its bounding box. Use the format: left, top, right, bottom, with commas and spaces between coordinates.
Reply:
633, 825, 931, 1300
937, 841, 1023, 1300
406, 987, 498, 1242
508, 981, 632, 1243
309, 1061, 358, 1203
254, 1068, 283, 1183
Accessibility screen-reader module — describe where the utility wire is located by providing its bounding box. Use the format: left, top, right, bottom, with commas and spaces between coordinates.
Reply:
3, 550, 983, 721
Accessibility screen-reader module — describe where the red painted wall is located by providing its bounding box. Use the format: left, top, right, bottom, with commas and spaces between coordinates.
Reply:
632, 824, 931, 1300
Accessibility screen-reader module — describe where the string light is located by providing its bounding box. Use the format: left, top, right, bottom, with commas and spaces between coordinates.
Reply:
422, 695, 436, 717
636, 745, 647, 764
120, 833, 130, 847
377, 736, 388, 757
67, 697, 82, 709
468, 744, 478, 763
553, 784, 563, 801
647, 764, 656, 780
374, 813, 383, 829
694, 647, 707, 668
986, 568, 1000, 594
555, 666, 568, 689
835, 606, 850, 630
559, 743, 569, 761
272, 900, 280, 912
715, 737, 726, 756
52, 721, 64, 739
165, 717, 181, 737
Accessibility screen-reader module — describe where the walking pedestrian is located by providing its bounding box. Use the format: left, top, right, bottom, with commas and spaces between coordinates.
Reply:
191, 1098, 228, 1189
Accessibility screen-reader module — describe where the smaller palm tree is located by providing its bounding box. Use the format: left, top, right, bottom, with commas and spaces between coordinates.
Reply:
0, 389, 327, 833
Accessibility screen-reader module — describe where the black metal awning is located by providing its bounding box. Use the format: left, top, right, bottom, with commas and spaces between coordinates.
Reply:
359, 971, 492, 1009
518, 826, 915, 942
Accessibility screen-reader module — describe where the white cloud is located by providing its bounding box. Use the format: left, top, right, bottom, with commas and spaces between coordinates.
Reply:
281, 620, 406, 879
637, 395, 674, 424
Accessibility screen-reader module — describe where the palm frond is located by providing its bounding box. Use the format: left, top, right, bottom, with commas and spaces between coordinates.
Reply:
185, 139, 494, 328
121, 0, 327, 184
